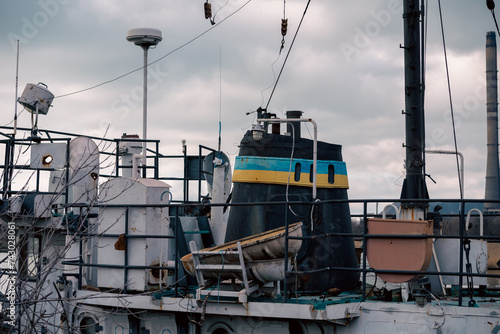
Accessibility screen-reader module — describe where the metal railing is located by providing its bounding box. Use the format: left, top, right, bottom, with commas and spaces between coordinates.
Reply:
2, 126, 500, 308
57, 198, 500, 308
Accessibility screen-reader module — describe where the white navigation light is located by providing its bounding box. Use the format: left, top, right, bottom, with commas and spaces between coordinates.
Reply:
252, 123, 264, 141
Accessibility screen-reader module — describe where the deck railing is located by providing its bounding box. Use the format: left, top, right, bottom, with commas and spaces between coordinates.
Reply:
1, 126, 500, 308
56, 198, 500, 308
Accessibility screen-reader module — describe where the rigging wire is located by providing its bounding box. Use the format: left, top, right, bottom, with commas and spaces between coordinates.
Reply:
212, 0, 230, 25
487, 0, 500, 35
423, 0, 428, 79
437, 0, 463, 199
260, 54, 282, 107
218, 45, 222, 152
265, 0, 312, 110
3, 109, 25, 127
54, 0, 253, 99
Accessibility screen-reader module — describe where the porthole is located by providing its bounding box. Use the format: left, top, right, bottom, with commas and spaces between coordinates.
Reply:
294, 163, 301, 182
212, 329, 230, 334
208, 323, 234, 334
328, 164, 335, 184
80, 316, 97, 334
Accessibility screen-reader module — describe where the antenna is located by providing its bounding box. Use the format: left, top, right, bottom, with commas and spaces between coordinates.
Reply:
14, 40, 19, 136
126, 28, 162, 176
126, 28, 162, 48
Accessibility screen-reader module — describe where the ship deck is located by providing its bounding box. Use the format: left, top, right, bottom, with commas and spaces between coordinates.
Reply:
74, 287, 500, 333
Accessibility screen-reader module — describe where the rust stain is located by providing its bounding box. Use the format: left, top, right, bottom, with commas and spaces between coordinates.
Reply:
90, 172, 98, 187
150, 262, 167, 281
81, 285, 100, 292
114, 233, 126, 251
41, 154, 53, 168
309, 305, 318, 319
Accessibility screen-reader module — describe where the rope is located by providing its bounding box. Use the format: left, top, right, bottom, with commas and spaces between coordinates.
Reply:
437, 0, 463, 199
265, 0, 311, 110
488, 0, 500, 35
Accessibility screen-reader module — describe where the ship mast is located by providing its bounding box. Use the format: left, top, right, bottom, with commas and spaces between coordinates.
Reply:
400, 0, 429, 220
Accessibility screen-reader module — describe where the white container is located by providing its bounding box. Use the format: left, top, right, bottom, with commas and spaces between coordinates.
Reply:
96, 178, 173, 291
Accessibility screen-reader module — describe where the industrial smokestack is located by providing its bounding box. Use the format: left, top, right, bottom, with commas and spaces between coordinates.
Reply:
485, 31, 500, 211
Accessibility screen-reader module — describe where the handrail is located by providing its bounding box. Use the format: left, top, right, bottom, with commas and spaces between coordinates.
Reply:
382, 204, 400, 219
466, 208, 484, 236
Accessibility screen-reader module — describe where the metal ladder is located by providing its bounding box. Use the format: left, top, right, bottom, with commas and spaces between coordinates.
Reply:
188, 240, 260, 304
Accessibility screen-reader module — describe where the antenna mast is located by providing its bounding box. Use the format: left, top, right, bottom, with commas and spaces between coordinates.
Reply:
14, 40, 19, 136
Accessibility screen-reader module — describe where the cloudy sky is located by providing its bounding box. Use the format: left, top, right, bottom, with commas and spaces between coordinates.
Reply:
0, 0, 498, 205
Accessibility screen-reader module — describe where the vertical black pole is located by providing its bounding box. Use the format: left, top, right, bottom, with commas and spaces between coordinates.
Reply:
3, 139, 13, 199
183, 142, 188, 208
123, 207, 129, 294
400, 0, 429, 208
362, 201, 368, 300
458, 200, 465, 306
283, 204, 288, 302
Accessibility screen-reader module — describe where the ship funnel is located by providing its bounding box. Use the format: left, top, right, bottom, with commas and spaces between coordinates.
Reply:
485, 31, 500, 211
